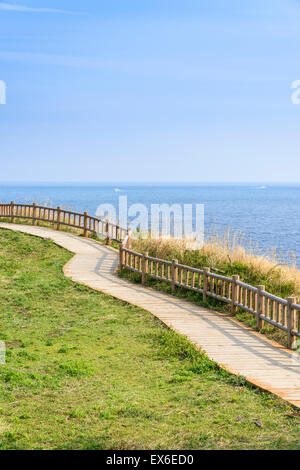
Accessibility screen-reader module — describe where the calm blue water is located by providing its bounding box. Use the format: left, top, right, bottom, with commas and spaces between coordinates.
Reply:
0, 183, 300, 264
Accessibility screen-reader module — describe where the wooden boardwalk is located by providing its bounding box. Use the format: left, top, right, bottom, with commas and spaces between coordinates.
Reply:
1, 223, 300, 408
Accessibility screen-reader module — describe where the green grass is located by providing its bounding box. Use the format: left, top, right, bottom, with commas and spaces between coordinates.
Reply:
0, 228, 299, 450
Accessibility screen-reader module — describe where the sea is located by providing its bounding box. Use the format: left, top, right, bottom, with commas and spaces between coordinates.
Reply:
0, 183, 300, 265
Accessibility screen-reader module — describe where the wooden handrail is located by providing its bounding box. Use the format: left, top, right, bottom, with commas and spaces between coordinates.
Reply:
119, 245, 300, 349
0, 201, 129, 245
1, 200, 299, 348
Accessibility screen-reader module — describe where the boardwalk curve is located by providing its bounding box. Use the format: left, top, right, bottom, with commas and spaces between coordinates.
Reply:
1, 223, 300, 408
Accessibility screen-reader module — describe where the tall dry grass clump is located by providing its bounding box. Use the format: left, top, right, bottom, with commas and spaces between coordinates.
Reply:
132, 228, 300, 300
132, 236, 187, 261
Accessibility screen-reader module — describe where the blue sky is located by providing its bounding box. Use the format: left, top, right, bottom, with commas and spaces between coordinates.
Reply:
1, 0, 300, 182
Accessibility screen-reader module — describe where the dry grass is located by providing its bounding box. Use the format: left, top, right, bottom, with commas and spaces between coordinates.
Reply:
132, 228, 300, 299
202, 228, 300, 293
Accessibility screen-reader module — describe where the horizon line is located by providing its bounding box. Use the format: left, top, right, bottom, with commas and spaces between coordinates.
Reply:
0, 181, 300, 185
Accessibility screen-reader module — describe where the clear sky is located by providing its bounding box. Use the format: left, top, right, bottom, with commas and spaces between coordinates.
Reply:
1, 0, 300, 183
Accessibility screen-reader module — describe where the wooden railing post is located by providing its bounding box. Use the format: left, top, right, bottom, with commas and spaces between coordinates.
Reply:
172, 259, 178, 294
203, 267, 210, 302
56, 206, 61, 231
32, 203, 37, 226
127, 229, 132, 250
105, 222, 111, 246
10, 201, 15, 223
83, 212, 88, 237
145, 252, 149, 278
119, 246, 124, 274
142, 252, 149, 286
256, 285, 265, 330
287, 296, 296, 349
231, 275, 240, 315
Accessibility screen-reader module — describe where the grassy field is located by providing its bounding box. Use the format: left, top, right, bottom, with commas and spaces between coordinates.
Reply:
0, 228, 299, 450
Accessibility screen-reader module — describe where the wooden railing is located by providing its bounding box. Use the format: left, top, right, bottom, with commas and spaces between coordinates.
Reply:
119, 246, 300, 348
0, 201, 128, 245
1, 201, 299, 348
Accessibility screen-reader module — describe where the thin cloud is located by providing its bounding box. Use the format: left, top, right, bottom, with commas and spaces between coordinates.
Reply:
0, 2, 85, 14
